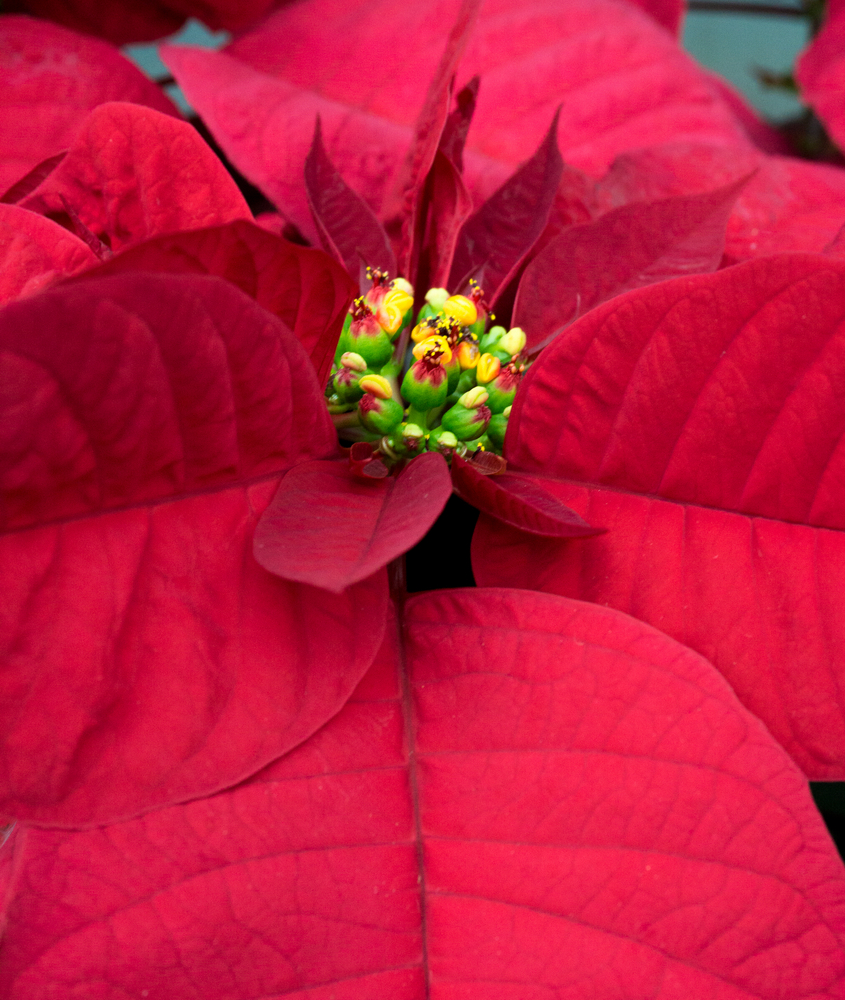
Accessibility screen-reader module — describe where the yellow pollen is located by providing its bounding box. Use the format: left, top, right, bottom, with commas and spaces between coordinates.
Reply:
413, 335, 452, 364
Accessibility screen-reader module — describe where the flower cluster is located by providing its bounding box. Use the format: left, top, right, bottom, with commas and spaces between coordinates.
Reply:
327, 271, 528, 473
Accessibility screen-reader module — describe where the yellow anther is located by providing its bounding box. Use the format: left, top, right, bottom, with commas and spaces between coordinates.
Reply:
499, 326, 527, 356
379, 286, 414, 334
476, 353, 501, 384
456, 340, 480, 370
340, 351, 367, 372
412, 335, 452, 364
442, 294, 478, 327
359, 374, 393, 399
410, 321, 438, 343
459, 386, 489, 409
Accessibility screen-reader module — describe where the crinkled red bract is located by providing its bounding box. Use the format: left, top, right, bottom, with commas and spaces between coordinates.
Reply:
474, 254, 845, 779
0, 16, 178, 193
0, 271, 387, 827
1, 589, 843, 997
19, 102, 251, 252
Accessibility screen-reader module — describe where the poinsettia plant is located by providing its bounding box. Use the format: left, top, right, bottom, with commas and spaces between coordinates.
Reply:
4, 0, 845, 996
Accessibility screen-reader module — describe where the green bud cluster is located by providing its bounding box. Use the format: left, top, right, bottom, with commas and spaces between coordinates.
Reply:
326, 273, 529, 476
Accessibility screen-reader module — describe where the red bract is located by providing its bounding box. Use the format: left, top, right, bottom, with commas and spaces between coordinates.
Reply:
797, 0, 845, 154
18, 102, 251, 252
0, 271, 387, 826
1, 590, 844, 997
0, 16, 178, 193
3, 0, 283, 44
474, 254, 845, 781
0, 204, 96, 304
161, 0, 750, 245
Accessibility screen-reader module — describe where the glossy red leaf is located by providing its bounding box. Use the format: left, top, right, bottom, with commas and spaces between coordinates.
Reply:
254, 453, 453, 592
450, 453, 598, 537
19, 102, 251, 252
514, 177, 748, 352
0, 204, 96, 304
163, 0, 750, 247
87, 219, 356, 386
0, 272, 389, 827
305, 118, 396, 280
476, 254, 845, 779
2, 589, 844, 996
796, 2, 845, 154
0, 16, 178, 192
449, 109, 562, 300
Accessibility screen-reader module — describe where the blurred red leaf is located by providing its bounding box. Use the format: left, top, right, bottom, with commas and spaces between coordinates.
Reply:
450, 453, 599, 537
448, 109, 562, 301
0, 272, 387, 827
0, 204, 96, 304
422, 150, 474, 289
1, 589, 843, 996
0, 16, 178, 191
305, 118, 397, 280
88, 219, 356, 386
19, 102, 251, 252
796, 2, 845, 154
162, 0, 750, 247
475, 254, 845, 779
254, 452, 453, 592
514, 177, 749, 352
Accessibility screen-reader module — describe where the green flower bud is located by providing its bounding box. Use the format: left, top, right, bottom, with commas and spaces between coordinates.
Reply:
343, 298, 394, 367
427, 425, 459, 456
358, 392, 404, 435
401, 341, 450, 410
478, 325, 507, 353
441, 386, 491, 440
486, 411, 508, 450
486, 362, 524, 413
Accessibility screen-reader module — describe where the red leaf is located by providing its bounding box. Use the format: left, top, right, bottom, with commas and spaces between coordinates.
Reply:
19, 102, 251, 252
0, 204, 96, 304
449, 109, 563, 301
2, 590, 844, 996
85, 219, 356, 387
422, 150, 475, 289
597, 143, 845, 259
4, 0, 183, 44
163, 0, 750, 247
625, 0, 684, 34
796, 3, 845, 154
450, 453, 598, 537
0, 272, 389, 826
0, 152, 66, 205
437, 75, 479, 172
392, 0, 483, 279
514, 177, 749, 353
254, 453, 453, 592
476, 254, 845, 778
304, 117, 396, 280
0, 16, 178, 192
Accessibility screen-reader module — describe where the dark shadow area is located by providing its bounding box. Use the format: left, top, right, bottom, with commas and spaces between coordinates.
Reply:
406, 494, 479, 592
810, 783, 845, 860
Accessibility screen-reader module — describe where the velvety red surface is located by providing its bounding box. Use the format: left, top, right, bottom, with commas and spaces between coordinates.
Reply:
0, 271, 386, 826
1, 590, 843, 997
475, 254, 845, 779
